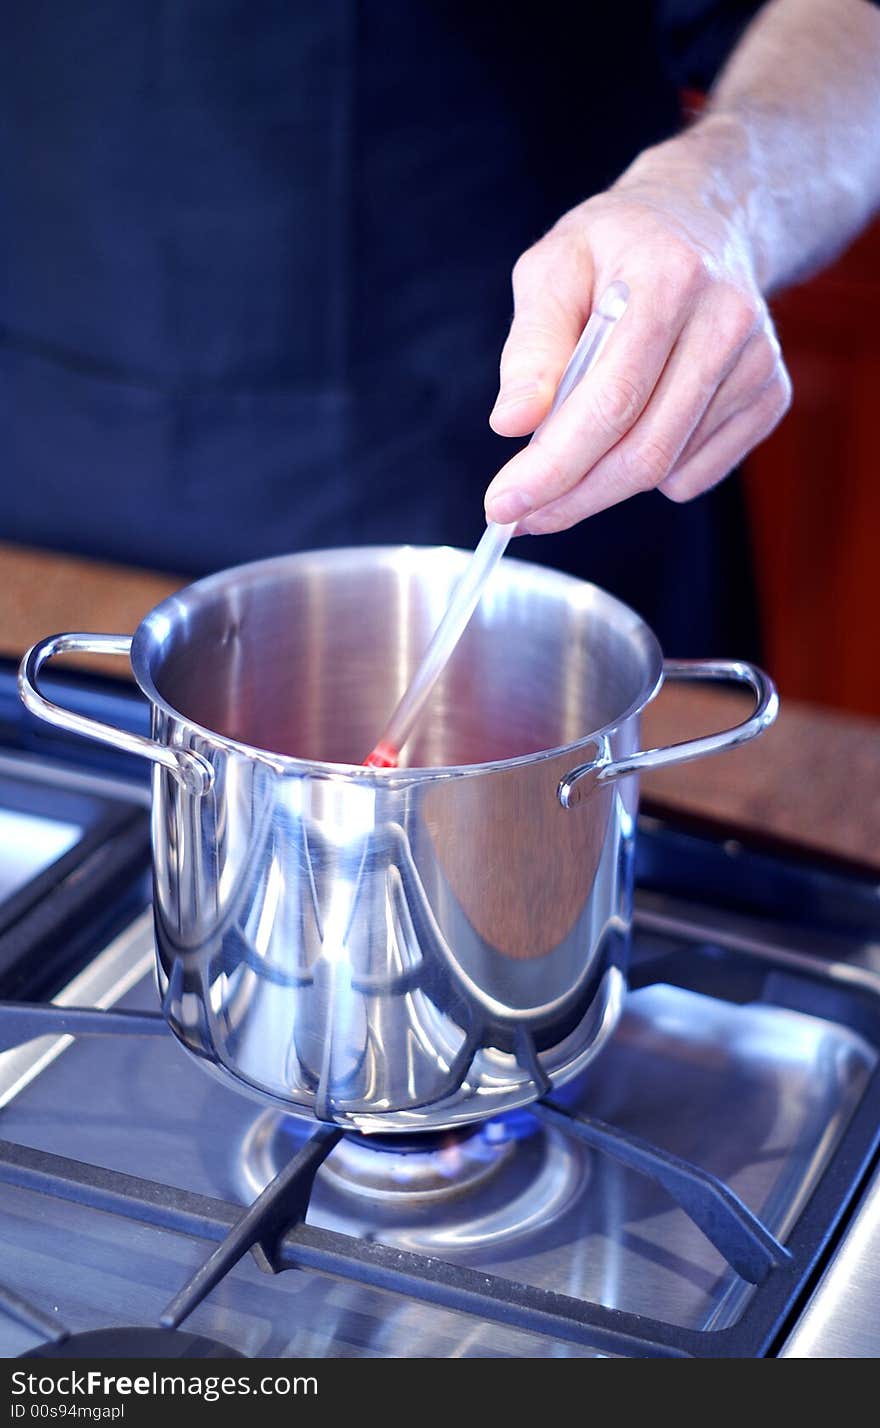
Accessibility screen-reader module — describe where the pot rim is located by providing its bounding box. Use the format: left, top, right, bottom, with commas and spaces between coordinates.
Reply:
130, 545, 665, 785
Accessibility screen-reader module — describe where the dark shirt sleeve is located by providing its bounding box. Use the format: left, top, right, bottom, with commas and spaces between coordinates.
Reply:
656, 0, 767, 90
659, 0, 880, 95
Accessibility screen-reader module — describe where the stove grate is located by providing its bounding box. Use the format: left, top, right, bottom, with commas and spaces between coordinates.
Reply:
0, 998, 788, 1287
0, 1277, 68, 1347
0, 984, 866, 1359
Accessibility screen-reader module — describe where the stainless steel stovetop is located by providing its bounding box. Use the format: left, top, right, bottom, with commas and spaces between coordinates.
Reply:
0, 671, 879, 1359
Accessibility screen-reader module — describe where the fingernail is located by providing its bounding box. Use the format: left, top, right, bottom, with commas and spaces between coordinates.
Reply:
485, 487, 534, 525
490, 381, 541, 420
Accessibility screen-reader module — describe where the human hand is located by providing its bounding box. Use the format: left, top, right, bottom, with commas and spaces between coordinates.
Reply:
484, 129, 791, 533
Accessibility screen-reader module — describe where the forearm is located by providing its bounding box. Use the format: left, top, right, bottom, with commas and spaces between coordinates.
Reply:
484, 0, 880, 529
617, 0, 880, 292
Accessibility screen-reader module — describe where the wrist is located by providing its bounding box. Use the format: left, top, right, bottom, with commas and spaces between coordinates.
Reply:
613, 113, 777, 291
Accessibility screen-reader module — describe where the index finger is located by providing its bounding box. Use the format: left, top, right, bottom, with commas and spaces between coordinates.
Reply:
484, 283, 687, 526
490, 242, 593, 439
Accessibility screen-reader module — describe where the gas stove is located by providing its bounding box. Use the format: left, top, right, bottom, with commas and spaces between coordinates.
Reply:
0, 663, 878, 1359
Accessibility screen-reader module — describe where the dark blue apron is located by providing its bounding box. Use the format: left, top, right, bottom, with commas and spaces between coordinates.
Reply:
0, 1, 760, 656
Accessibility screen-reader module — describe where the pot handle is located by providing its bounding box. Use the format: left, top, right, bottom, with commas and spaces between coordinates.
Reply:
558, 659, 778, 810
18, 633, 213, 795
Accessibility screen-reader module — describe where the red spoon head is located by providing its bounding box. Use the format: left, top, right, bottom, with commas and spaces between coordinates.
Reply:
363, 739, 399, 770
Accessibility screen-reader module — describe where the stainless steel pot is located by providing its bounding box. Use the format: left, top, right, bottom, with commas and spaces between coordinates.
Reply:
19, 546, 777, 1132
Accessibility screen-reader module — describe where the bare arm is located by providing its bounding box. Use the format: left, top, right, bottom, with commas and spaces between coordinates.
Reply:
484, 0, 880, 531
709, 0, 880, 289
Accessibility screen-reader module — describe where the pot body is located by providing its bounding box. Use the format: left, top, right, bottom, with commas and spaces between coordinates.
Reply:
150, 710, 636, 1131
19, 546, 777, 1131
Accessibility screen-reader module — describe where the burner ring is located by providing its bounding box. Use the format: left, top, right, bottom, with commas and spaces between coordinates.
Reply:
243, 1113, 516, 1202
324, 1123, 518, 1201
239, 1109, 588, 1252
22, 1327, 244, 1358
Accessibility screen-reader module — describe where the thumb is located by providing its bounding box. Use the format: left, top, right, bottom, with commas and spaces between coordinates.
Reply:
490, 238, 593, 438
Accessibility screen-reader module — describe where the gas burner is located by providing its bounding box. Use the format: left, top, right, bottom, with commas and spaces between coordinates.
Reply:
324, 1123, 517, 1201
239, 1109, 587, 1252
22, 1328, 243, 1358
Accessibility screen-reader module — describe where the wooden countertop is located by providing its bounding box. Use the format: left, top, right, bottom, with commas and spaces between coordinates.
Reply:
3, 540, 879, 870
